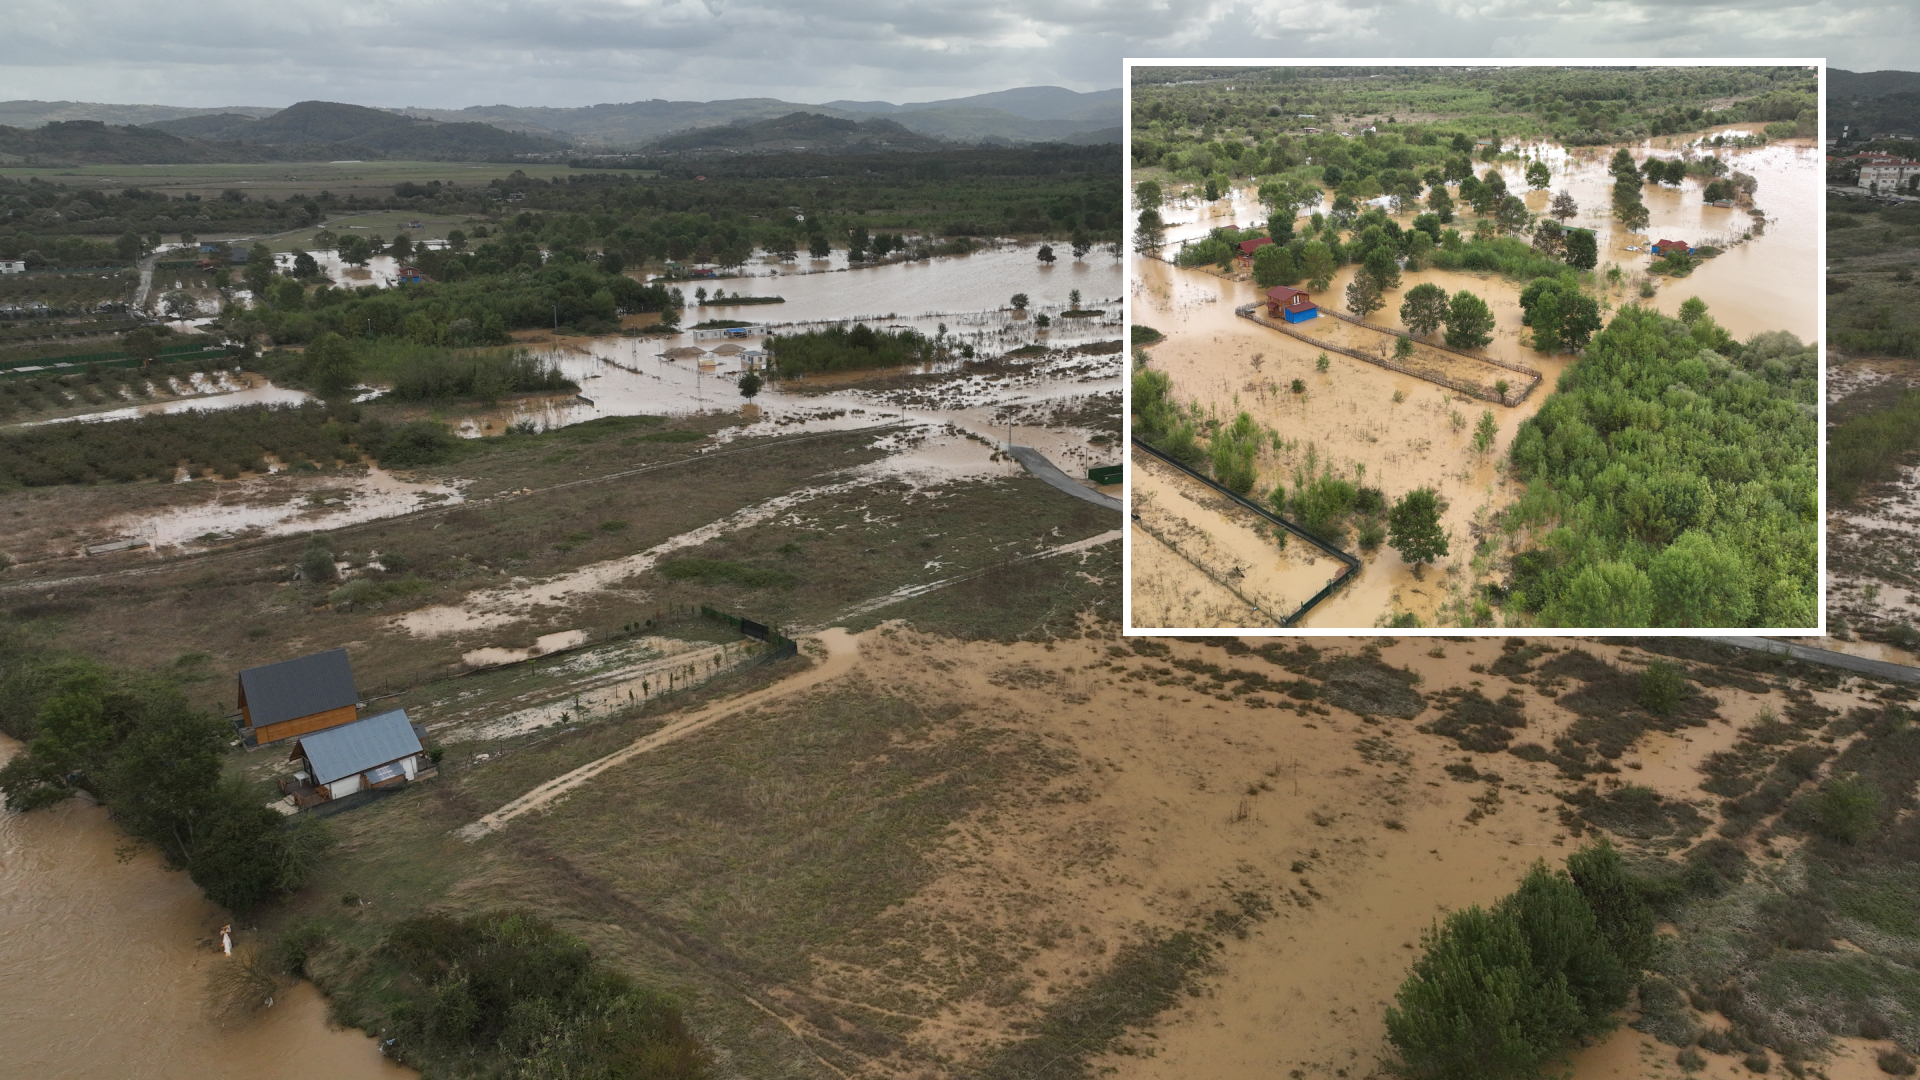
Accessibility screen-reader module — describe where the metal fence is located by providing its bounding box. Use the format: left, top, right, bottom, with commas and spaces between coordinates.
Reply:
1131, 436, 1359, 627
701, 605, 799, 663
1235, 304, 1542, 407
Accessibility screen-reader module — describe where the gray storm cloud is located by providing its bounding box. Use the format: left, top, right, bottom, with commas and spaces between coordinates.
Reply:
0, 0, 1906, 107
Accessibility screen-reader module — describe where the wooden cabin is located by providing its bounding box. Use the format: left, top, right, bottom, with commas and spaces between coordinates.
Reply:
1651, 239, 1693, 256
238, 648, 359, 745
282, 709, 429, 807
396, 265, 429, 283
1265, 285, 1319, 323
1236, 237, 1273, 267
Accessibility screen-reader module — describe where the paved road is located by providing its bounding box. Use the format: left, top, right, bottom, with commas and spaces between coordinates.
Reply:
1008, 445, 1121, 511
1701, 636, 1920, 684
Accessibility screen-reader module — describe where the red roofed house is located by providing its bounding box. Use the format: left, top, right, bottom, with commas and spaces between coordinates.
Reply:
1266, 285, 1318, 323
1236, 236, 1273, 267
396, 265, 429, 284
1651, 239, 1693, 256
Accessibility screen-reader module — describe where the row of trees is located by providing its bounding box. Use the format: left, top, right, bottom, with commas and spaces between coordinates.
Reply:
0, 660, 332, 912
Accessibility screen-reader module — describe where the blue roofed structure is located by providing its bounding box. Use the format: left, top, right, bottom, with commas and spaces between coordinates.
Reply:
286, 708, 428, 804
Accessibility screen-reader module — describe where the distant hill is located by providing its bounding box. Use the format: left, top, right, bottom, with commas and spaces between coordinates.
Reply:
0, 119, 277, 165
144, 112, 263, 139
0, 99, 276, 129
824, 86, 1118, 124
394, 86, 1120, 149
156, 100, 567, 157
2, 85, 1122, 157
644, 112, 947, 154
1831, 69, 1920, 139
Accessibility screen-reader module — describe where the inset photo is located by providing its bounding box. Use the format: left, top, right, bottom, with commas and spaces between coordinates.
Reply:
1125, 61, 1822, 633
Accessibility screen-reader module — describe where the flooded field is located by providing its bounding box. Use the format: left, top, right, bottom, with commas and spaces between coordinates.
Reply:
1129, 451, 1345, 627
0, 736, 414, 1080
1131, 132, 1819, 629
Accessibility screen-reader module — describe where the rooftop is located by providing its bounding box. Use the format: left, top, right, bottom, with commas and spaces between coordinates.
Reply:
295, 708, 422, 785
239, 648, 357, 727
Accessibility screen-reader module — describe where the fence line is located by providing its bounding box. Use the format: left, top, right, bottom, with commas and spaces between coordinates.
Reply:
1234, 304, 1540, 407
1130, 436, 1357, 628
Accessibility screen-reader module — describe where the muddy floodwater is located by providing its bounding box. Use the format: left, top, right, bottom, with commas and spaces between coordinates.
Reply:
1132, 131, 1819, 629
0, 736, 415, 1080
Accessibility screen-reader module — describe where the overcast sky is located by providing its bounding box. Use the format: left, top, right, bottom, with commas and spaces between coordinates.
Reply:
2, 0, 1909, 110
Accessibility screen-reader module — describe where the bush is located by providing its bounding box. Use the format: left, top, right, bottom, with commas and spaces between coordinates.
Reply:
326, 574, 433, 609
1809, 774, 1880, 844
1638, 661, 1687, 715
363, 910, 709, 1078
371, 420, 461, 468
299, 536, 338, 583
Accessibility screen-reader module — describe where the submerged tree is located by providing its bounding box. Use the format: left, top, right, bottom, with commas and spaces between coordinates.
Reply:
1443, 291, 1496, 350
1549, 191, 1578, 221
1388, 487, 1449, 567
1400, 283, 1449, 339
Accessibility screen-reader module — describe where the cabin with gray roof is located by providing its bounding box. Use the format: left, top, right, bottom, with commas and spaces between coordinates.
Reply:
282, 709, 430, 807
237, 648, 359, 745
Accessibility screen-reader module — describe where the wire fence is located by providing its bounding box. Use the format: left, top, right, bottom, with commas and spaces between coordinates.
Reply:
1235, 304, 1542, 407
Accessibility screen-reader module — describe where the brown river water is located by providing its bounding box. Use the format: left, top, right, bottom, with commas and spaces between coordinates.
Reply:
0, 736, 415, 1080
1132, 131, 1819, 629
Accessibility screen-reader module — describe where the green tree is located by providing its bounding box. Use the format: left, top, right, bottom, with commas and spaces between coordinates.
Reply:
338, 234, 373, 267
1400, 283, 1449, 338
1545, 561, 1654, 626
1134, 179, 1163, 211
1252, 242, 1300, 287
1563, 228, 1598, 270
1649, 530, 1754, 627
1136, 209, 1165, 250
1494, 194, 1532, 235
1388, 487, 1448, 566
1525, 160, 1551, 190
1210, 411, 1261, 494
1362, 246, 1401, 292
1810, 775, 1880, 844
303, 331, 361, 398
1385, 905, 1548, 1080
1443, 290, 1495, 350
1677, 296, 1708, 324
1566, 838, 1656, 972
1473, 410, 1498, 453
1300, 241, 1336, 291
808, 231, 831, 259
1549, 191, 1578, 221
1608, 148, 1641, 182
1010, 293, 1029, 310
243, 244, 275, 296
1500, 863, 1633, 1033
1614, 197, 1651, 234
737, 371, 763, 400
1346, 271, 1385, 321
1637, 660, 1687, 715
123, 326, 161, 368
1203, 178, 1220, 201
116, 231, 144, 261
1425, 185, 1455, 223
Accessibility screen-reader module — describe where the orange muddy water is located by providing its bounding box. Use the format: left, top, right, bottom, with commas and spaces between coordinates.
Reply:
1132, 131, 1819, 628
0, 736, 414, 1080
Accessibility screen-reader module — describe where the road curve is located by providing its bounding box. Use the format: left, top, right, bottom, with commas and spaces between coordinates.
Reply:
1008, 444, 1121, 511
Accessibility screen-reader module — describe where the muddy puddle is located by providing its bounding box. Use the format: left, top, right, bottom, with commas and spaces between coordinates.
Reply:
1132, 131, 1817, 628
101, 464, 466, 552
0, 735, 414, 1080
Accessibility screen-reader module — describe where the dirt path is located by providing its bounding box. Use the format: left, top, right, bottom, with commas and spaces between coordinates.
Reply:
1008, 444, 1122, 510
456, 628, 865, 839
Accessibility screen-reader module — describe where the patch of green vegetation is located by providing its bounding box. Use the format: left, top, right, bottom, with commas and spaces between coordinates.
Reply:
320, 909, 709, 1079
1504, 303, 1816, 628
767, 323, 938, 376
325, 574, 434, 609
1130, 324, 1164, 345
657, 558, 796, 589
1386, 841, 1651, 1080
0, 654, 331, 912
1829, 388, 1920, 503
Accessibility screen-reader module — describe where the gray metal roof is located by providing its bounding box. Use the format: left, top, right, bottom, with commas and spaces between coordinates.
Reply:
297, 708, 422, 785
240, 648, 357, 727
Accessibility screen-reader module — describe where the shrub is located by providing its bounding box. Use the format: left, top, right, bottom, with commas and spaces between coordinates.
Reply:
299, 536, 338, 583
1638, 661, 1687, 715
1810, 774, 1880, 844
372, 421, 461, 468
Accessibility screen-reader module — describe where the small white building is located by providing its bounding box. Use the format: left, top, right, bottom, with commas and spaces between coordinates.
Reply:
0, 260, 24, 274
283, 708, 430, 807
